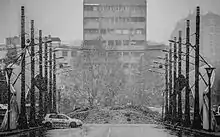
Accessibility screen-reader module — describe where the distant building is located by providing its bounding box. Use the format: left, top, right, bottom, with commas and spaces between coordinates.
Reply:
55, 44, 81, 68
170, 11, 220, 65
83, 0, 147, 63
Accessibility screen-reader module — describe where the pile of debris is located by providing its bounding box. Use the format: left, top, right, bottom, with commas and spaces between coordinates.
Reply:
82, 105, 161, 124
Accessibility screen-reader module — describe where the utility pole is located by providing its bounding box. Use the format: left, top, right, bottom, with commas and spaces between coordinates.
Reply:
38, 30, 44, 122
18, 6, 28, 129
165, 53, 169, 121
44, 36, 48, 115
173, 37, 177, 124
48, 35, 53, 113
185, 20, 191, 127
192, 6, 202, 129
169, 43, 173, 122
53, 50, 57, 113
177, 30, 182, 125
29, 20, 36, 127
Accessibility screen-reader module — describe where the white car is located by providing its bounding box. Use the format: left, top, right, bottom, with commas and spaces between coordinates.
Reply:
42, 113, 83, 128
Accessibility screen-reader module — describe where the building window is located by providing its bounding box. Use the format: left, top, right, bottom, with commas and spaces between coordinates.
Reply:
115, 29, 122, 34
62, 50, 68, 57
84, 5, 93, 11
117, 52, 122, 57
123, 63, 129, 68
133, 40, 145, 45
108, 40, 114, 46
84, 17, 99, 22
135, 29, 145, 34
130, 17, 146, 22
115, 40, 122, 46
84, 29, 99, 34
122, 29, 130, 34
101, 29, 106, 34
123, 52, 129, 56
123, 40, 129, 45
71, 51, 77, 57
107, 29, 115, 34
84, 40, 99, 46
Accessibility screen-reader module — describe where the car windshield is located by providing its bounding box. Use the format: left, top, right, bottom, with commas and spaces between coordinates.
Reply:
58, 114, 69, 120
49, 114, 58, 118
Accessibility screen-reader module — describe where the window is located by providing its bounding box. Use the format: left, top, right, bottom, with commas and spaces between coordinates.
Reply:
101, 29, 106, 34
122, 29, 129, 34
108, 40, 114, 46
84, 5, 93, 11
84, 29, 99, 34
136, 29, 145, 34
71, 51, 77, 57
123, 52, 129, 56
62, 50, 68, 57
49, 114, 58, 119
117, 52, 122, 57
115, 40, 122, 46
133, 40, 145, 45
84, 40, 99, 46
115, 29, 122, 34
58, 115, 69, 120
130, 17, 146, 22
84, 17, 99, 22
107, 29, 114, 34
107, 51, 115, 57
93, 6, 98, 11
132, 52, 141, 57
123, 40, 129, 45
123, 63, 129, 68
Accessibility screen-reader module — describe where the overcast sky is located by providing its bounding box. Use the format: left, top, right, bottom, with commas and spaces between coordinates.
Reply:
0, 0, 220, 44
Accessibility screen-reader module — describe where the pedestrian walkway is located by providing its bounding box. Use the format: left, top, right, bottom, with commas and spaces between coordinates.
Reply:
164, 123, 220, 137
0, 126, 42, 136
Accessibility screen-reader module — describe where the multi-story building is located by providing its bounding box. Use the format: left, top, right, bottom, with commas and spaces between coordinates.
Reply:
83, 0, 147, 68
55, 44, 81, 68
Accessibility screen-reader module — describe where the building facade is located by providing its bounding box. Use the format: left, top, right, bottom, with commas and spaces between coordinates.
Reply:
83, 0, 147, 65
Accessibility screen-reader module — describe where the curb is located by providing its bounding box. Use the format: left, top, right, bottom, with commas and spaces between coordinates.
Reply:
0, 126, 43, 136
163, 123, 220, 137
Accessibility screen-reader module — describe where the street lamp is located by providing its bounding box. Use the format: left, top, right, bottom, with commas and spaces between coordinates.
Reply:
205, 67, 215, 132
5, 67, 13, 131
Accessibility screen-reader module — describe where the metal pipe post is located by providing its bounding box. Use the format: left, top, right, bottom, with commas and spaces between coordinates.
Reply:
48, 35, 53, 113
185, 20, 191, 126
52, 50, 57, 112
177, 30, 182, 125
192, 6, 202, 129
173, 37, 177, 123
38, 30, 44, 122
18, 6, 28, 129
168, 43, 173, 122
29, 20, 36, 127
165, 53, 169, 121
44, 37, 48, 115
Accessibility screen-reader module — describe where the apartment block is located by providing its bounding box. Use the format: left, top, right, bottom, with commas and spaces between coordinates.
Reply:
83, 0, 147, 64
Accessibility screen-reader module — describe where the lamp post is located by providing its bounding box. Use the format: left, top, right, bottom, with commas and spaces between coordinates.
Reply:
205, 67, 215, 132
5, 67, 13, 131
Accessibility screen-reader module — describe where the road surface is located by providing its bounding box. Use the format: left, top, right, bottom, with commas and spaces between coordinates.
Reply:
8, 124, 207, 137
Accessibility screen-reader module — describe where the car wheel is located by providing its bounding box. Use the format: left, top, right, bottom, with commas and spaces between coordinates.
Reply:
45, 122, 52, 128
70, 122, 77, 128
